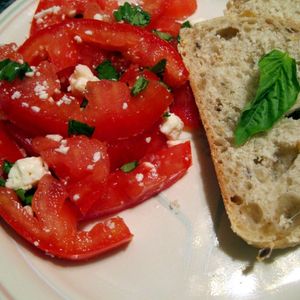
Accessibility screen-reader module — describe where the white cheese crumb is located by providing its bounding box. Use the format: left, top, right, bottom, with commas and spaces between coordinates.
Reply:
106, 220, 115, 230
34, 6, 61, 20
33, 241, 40, 247
92, 151, 102, 163
55, 144, 70, 154
93, 13, 107, 20
46, 134, 63, 142
87, 164, 94, 170
11, 91, 21, 100
6, 157, 50, 190
74, 35, 82, 43
160, 113, 184, 140
122, 102, 128, 110
145, 137, 151, 143
56, 94, 74, 106
24, 205, 34, 216
34, 81, 49, 100
31, 106, 41, 112
21, 102, 29, 108
73, 194, 80, 201
69, 64, 99, 94
135, 173, 144, 182
84, 30, 93, 36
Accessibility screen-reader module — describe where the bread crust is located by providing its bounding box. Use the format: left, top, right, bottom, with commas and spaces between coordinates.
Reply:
179, 15, 300, 249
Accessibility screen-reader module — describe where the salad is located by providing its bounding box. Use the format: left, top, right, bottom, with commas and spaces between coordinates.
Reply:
0, 0, 199, 260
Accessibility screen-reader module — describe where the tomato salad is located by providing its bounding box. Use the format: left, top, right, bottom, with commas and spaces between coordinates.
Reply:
0, 0, 199, 260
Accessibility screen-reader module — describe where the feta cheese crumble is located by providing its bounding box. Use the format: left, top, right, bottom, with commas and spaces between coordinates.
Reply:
92, 152, 102, 163
11, 91, 21, 100
69, 64, 99, 94
46, 134, 63, 142
160, 113, 184, 140
6, 157, 50, 190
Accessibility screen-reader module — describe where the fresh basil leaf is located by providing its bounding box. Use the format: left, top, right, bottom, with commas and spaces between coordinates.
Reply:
0, 59, 32, 82
68, 120, 95, 137
149, 59, 167, 79
181, 21, 192, 29
287, 108, 300, 120
3, 160, 14, 174
131, 76, 149, 96
152, 30, 173, 42
120, 161, 138, 173
16, 188, 35, 206
80, 98, 89, 108
234, 49, 300, 146
163, 112, 171, 118
96, 60, 119, 81
0, 177, 5, 187
114, 2, 150, 26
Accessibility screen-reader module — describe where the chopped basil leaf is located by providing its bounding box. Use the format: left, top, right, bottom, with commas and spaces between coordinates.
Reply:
131, 76, 149, 96
68, 120, 95, 137
149, 59, 167, 79
16, 188, 35, 206
114, 2, 150, 26
80, 98, 89, 108
163, 112, 171, 118
96, 60, 119, 81
3, 160, 14, 174
0, 177, 5, 187
181, 21, 192, 29
152, 30, 173, 42
120, 161, 138, 173
235, 50, 300, 146
287, 108, 300, 120
0, 59, 32, 82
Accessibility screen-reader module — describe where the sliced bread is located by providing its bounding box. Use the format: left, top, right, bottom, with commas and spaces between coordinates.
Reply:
178, 15, 300, 249
225, 0, 300, 21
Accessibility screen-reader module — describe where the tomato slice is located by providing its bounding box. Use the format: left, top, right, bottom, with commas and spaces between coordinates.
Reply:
0, 121, 24, 172
0, 175, 132, 260
80, 79, 172, 140
163, 0, 197, 20
33, 135, 110, 214
0, 43, 23, 62
170, 82, 201, 130
20, 19, 188, 87
84, 141, 192, 220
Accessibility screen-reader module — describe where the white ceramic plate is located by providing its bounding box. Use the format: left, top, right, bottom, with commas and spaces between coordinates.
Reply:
1, 1, 300, 299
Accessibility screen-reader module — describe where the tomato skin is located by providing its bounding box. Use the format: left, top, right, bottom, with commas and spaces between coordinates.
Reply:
0, 175, 132, 260
20, 19, 188, 88
82, 79, 173, 140
0, 121, 24, 172
163, 0, 197, 20
0, 43, 23, 62
84, 141, 192, 220
170, 82, 201, 130
33, 136, 110, 214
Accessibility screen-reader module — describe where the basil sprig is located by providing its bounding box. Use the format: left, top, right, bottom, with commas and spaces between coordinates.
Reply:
131, 76, 149, 96
114, 2, 150, 26
152, 30, 173, 42
68, 120, 95, 137
120, 161, 138, 173
234, 49, 300, 146
16, 188, 35, 206
96, 60, 119, 81
0, 59, 32, 82
149, 59, 167, 79
3, 160, 14, 174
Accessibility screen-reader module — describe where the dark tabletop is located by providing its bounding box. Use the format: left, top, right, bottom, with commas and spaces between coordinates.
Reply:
0, 0, 16, 14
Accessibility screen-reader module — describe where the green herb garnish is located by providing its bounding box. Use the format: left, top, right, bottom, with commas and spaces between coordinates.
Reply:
0, 59, 32, 82
131, 76, 149, 96
16, 188, 35, 206
120, 161, 138, 173
80, 98, 89, 108
152, 30, 173, 42
149, 59, 167, 79
163, 112, 171, 118
3, 160, 14, 174
114, 2, 150, 26
96, 60, 119, 81
234, 50, 300, 146
0, 177, 5, 187
181, 21, 192, 29
68, 120, 95, 137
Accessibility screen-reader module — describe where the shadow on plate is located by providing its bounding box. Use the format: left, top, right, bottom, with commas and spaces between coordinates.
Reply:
191, 128, 296, 268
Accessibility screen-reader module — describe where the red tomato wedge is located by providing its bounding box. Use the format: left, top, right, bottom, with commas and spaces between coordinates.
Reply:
19, 19, 188, 87
0, 121, 24, 171
85, 141, 192, 220
0, 43, 23, 62
0, 175, 132, 260
33, 135, 110, 214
